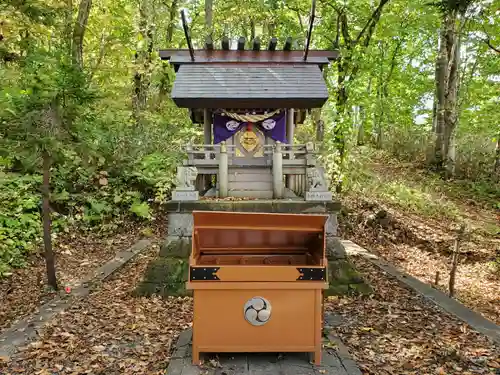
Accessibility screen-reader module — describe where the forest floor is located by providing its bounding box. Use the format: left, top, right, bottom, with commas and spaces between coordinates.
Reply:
340, 147, 500, 325
1, 239, 498, 374
0, 216, 164, 334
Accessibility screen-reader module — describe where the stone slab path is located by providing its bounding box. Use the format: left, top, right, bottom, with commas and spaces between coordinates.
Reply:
341, 240, 500, 345
167, 319, 362, 375
0, 239, 151, 359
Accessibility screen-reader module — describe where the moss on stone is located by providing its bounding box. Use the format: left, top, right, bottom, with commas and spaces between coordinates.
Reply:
348, 283, 373, 296
329, 260, 364, 284
326, 258, 372, 296
134, 255, 190, 297
159, 238, 191, 259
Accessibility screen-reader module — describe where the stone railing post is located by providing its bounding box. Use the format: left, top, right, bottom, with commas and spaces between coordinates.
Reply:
273, 141, 284, 199
186, 143, 193, 165
219, 142, 228, 198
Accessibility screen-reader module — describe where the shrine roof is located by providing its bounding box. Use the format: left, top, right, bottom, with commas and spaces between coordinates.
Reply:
160, 49, 339, 72
171, 64, 329, 109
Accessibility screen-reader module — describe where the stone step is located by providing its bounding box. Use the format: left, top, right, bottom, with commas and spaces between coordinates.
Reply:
229, 172, 273, 182
228, 181, 273, 191
228, 190, 274, 199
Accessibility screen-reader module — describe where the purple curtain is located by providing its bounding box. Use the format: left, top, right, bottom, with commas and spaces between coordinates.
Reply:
213, 112, 287, 144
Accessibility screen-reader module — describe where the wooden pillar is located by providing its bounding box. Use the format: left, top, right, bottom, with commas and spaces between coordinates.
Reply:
203, 109, 213, 190
286, 109, 296, 193
219, 142, 228, 198
273, 142, 284, 199
203, 109, 212, 144
286, 108, 295, 144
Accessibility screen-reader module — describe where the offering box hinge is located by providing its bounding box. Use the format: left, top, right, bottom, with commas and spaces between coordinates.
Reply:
190, 267, 220, 281
296, 267, 326, 281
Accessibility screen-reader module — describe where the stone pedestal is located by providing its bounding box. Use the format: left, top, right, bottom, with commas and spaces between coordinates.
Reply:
135, 199, 371, 299
172, 190, 199, 201
164, 200, 340, 238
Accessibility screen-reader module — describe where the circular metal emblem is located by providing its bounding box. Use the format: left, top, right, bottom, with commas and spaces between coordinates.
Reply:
244, 297, 272, 326
262, 118, 276, 130
226, 120, 240, 131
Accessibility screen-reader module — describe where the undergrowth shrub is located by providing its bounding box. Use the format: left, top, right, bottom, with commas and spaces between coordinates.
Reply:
0, 171, 42, 276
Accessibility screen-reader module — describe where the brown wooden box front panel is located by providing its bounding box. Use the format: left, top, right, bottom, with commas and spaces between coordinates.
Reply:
193, 289, 321, 352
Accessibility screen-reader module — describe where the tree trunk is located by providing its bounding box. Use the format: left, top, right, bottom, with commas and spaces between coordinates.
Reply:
434, 11, 460, 178
42, 150, 58, 290
494, 135, 500, 179
357, 105, 365, 146
205, 0, 213, 38
313, 109, 324, 142
250, 19, 255, 41
72, 0, 92, 69
133, 0, 154, 121
65, 0, 74, 56
158, 0, 178, 106
166, 0, 178, 44
444, 21, 460, 178
434, 26, 448, 169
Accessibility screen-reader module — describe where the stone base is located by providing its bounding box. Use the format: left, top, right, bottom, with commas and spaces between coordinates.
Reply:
172, 190, 199, 201
165, 199, 341, 238
133, 238, 192, 298
306, 191, 333, 201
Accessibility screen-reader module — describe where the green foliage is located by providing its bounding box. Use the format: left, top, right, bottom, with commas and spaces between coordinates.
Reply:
0, 171, 42, 276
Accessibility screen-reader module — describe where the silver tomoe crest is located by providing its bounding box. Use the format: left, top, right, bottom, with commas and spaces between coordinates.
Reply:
244, 297, 272, 326
262, 119, 276, 130
226, 120, 240, 131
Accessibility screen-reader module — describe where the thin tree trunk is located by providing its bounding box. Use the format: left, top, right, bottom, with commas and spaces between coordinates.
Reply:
434, 24, 449, 170
133, 0, 153, 120
448, 224, 465, 298
72, 0, 92, 69
357, 105, 365, 146
158, 0, 178, 105
166, 0, 178, 44
444, 22, 460, 178
434, 10, 460, 177
205, 0, 213, 38
494, 135, 500, 179
250, 19, 255, 41
42, 150, 58, 290
358, 78, 371, 146
65, 0, 73, 56
313, 109, 324, 142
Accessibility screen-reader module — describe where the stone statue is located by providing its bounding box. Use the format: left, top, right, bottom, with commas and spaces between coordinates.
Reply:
306, 167, 329, 192
175, 166, 198, 191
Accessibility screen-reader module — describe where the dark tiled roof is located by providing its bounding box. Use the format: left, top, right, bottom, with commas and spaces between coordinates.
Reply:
171, 64, 329, 109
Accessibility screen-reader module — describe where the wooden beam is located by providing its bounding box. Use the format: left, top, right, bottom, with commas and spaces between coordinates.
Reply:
268, 37, 277, 51
180, 10, 195, 61
252, 37, 261, 51
238, 36, 246, 51
304, 0, 317, 61
222, 36, 230, 50
284, 37, 292, 51
205, 35, 214, 50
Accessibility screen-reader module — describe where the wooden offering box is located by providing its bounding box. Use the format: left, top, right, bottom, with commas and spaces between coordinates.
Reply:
187, 211, 329, 365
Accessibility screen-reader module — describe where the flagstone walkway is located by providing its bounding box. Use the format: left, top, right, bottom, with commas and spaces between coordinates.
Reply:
167, 315, 362, 375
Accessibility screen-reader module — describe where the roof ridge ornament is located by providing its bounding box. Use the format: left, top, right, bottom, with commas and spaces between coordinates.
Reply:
304, 0, 317, 61
181, 10, 195, 62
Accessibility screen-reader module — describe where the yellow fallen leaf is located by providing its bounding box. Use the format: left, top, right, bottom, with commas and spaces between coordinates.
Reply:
360, 327, 374, 332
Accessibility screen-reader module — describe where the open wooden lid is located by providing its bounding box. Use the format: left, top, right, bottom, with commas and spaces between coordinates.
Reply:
192, 211, 328, 233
